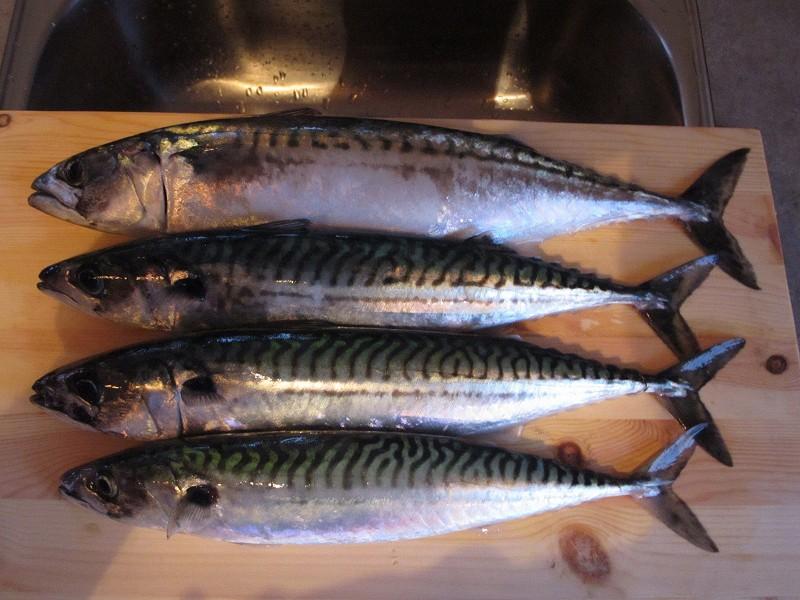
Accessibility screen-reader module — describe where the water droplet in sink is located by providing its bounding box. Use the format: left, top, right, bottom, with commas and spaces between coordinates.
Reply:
256, 86, 263, 96
279, 71, 287, 81
273, 75, 279, 84
349, 92, 359, 103
245, 88, 253, 97
302, 88, 308, 98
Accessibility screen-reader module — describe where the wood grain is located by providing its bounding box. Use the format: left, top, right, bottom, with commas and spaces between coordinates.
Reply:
0, 111, 797, 599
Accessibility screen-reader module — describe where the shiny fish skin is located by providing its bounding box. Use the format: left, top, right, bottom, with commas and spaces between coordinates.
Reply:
28, 111, 758, 288
31, 328, 742, 465
36, 224, 717, 359
58, 429, 718, 550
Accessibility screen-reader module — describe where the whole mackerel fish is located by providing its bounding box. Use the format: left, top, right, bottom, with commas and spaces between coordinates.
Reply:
28, 110, 757, 289
32, 328, 742, 465
59, 427, 718, 550
37, 221, 718, 359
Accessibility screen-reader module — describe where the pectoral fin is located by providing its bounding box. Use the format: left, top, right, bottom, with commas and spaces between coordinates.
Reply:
166, 484, 219, 538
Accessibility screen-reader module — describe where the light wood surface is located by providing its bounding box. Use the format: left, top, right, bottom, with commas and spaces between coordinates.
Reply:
0, 112, 797, 599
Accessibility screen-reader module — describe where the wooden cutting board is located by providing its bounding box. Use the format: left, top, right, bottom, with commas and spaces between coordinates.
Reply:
0, 112, 797, 600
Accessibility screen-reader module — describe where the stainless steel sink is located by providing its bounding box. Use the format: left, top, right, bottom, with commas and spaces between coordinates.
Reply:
0, 0, 712, 125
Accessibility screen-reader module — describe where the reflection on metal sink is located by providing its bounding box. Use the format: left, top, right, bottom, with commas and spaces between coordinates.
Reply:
0, 0, 712, 125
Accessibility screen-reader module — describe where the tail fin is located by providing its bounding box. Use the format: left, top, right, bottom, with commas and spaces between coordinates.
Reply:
656, 338, 745, 466
638, 255, 719, 360
680, 148, 758, 290
633, 424, 719, 552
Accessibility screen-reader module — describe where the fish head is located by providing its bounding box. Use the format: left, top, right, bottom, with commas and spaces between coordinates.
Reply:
36, 244, 186, 328
29, 138, 165, 234
37, 250, 138, 316
59, 455, 171, 527
31, 348, 178, 439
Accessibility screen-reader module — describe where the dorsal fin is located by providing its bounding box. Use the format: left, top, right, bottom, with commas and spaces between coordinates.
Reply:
257, 108, 322, 118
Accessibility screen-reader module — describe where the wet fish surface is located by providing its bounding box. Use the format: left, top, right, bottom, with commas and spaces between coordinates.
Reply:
59, 426, 718, 550
37, 221, 719, 359
29, 110, 758, 289
32, 328, 742, 465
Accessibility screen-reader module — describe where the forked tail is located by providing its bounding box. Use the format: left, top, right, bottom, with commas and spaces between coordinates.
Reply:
637, 254, 719, 360
655, 338, 745, 466
633, 424, 718, 552
680, 148, 758, 289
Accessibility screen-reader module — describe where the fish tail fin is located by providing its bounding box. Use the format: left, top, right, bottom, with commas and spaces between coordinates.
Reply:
680, 148, 758, 289
637, 255, 719, 360
655, 338, 745, 466
632, 424, 719, 553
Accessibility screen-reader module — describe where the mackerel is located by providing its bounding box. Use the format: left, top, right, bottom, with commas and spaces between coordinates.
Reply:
37, 222, 719, 359
59, 427, 718, 550
32, 328, 742, 465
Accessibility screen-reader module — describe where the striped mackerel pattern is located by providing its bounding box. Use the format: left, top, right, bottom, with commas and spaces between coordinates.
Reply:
160, 433, 621, 491
171, 230, 627, 294
167, 115, 644, 192
183, 330, 647, 386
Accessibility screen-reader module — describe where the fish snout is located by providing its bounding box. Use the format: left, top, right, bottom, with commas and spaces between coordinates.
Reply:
59, 467, 92, 506
28, 169, 87, 224
30, 374, 55, 407
37, 263, 64, 292
31, 171, 51, 193
30, 375, 97, 425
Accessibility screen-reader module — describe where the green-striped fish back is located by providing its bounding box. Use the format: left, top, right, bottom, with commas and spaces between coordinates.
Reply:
182, 330, 648, 387
163, 434, 621, 492
178, 232, 624, 294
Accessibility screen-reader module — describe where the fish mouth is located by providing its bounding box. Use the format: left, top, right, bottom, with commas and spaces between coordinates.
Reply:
29, 174, 90, 225
29, 191, 90, 226
36, 281, 80, 306
59, 481, 92, 509
30, 381, 99, 427
28, 191, 56, 209
36, 273, 85, 310
30, 391, 48, 409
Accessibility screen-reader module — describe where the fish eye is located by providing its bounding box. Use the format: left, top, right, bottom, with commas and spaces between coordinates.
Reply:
67, 371, 101, 405
60, 159, 84, 187
73, 265, 105, 297
87, 472, 118, 500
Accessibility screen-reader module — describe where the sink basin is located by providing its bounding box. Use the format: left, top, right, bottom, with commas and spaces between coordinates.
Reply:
0, 0, 712, 125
